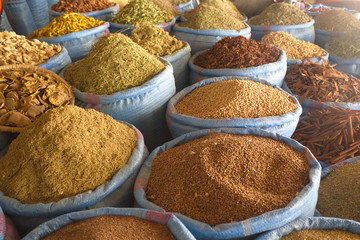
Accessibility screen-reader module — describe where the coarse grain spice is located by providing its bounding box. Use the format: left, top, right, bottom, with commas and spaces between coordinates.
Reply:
261, 31, 326, 61
192, 0, 244, 20
51, 0, 115, 13
64, 33, 165, 95
0, 105, 137, 204
146, 133, 310, 226
328, 29, 360, 59
150, 0, 180, 17
282, 229, 360, 239
175, 80, 297, 119
42, 216, 176, 240
315, 9, 360, 31
194, 36, 280, 69
169, 0, 189, 5
316, 160, 360, 222
249, 3, 312, 26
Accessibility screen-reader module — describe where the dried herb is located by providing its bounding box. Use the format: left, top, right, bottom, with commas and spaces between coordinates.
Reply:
51, 0, 115, 13
194, 36, 280, 69
285, 61, 360, 103
315, 9, 360, 31
283, 230, 360, 239
150, 0, 180, 17
292, 107, 360, 164
328, 29, 360, 59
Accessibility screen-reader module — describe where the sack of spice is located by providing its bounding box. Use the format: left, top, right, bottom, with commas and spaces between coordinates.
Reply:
134, 128, 321, 239
172, 0, 195, 15
166, 76, 302, 138
150, 0, 180, 18
4, 0, 37, 36
130, 21, 190, 92
305, 3, 360, 19
48, 0, 120, 21
23, 208, 196, 240
189, 36, 287, 87
249, 3, 315, 43
255, 217, 360, 240
0, 207, 21, 240
26, 0, 50, 29
109, 0, 175, 35
62, 33, 175, 151
1, 12, 14, 32
314, 9, 360, 48
27, 13, 109, 62
0, 105, 148, 235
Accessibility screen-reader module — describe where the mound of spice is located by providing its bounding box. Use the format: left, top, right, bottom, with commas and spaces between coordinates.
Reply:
194, 36, 280, 69
0, 105, 137, 204
185, 0, 244, 20
179, 4, 246, 30
51, 0, 115, 12
249, 3, 312, 26
261, 31, 326, 61
328, 30, 360, 59
316, 160, 360, 222
42, 215, 176, 240
283, 229, 360, 239
308, 7, 330, 13
146, 133, 310, 226
169, 0, 189, 5
285, 61, 360, 104
0, 68, 73, 128
314, 9, 360, 31
64, 33, 165, 95
110, 0, 173, 25
0, 31, 61, 66
175, 80, 297, 119
292, 107, 360, 164
150, 0, 180, 17
130, 21, 186, 56
27, 13, 103, 38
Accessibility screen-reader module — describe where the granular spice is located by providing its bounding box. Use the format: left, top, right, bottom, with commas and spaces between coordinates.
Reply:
150, 0, 180, 17
179, 4, 246, 30
175, 80, 297, 119
64, 33, 165, 95
51, 0, 115, 13
42, 215, 176, 240
282, 229, 360, 239
0, 31, 61, 66
261, 31, 326, 61
169, 0, 189, 5
186, 0, 244, 20
130, 21, 186, 56
27, 13, 103, 38
249, 3, 312, 26
315, 9, 360, 31
285, 61, 360, 104
328, 29, 360, 59
0, 105, 137, 204
316, 160, 360, 222
146, 133, 310, 226
194, 36, 280, 69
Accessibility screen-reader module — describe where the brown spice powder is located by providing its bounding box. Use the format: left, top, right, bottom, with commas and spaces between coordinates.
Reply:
175, 80, 297, 119
42, 215, 176, 240
282, 229, 360, 239
146, 133, 310, 226
315, 9, 360, 32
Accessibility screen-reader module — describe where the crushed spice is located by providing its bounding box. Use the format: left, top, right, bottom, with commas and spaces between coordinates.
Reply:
328, 29, 360, 59
51, 0, 115, 13
186, 0, 244, 20
150, 0, 180, 17
315, 9, 360, 31
283, 229, 360, 239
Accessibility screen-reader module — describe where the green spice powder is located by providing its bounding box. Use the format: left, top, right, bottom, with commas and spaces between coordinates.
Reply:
328, 29, 360, 59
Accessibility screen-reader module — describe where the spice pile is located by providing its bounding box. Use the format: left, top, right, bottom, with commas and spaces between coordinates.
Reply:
315, 9, 360, 31
169, 0, 189, 4
308, 7, 330, 13
51, 0, 115, 12
328, 30, 360, 59
285, 61, 360, 104
0, 69, 73, 128
64, 33, 165, 95
292, 107, 360, 164
316, 160, 360, 222
187, 0, 244, 20
194, 36, 280, 69
283, 229, 360, 239
0, 105, 137, 204
150, 0, 180, 17
42, 216, 176, 240
27, 13, 103, 38
175, 80, 297, 119
261, 31, 326, 61
110, 0, 173, 25
146, 133, 310, 226
249, 3, 312, 26
0, 31, 61, 66
130, 21, 186, 56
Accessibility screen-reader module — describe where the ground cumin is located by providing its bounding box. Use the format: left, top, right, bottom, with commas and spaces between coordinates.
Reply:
194, 36, 280, 69
315, 9, 360, 31
175, 80, 297, 119
0, 105, 137, 204
185, 0, 244, 20
328, 30, 360, 59
51, 0, 115, 13
42, 216, 176, 240
146, 133, 310, 226
282, 229, 360, 239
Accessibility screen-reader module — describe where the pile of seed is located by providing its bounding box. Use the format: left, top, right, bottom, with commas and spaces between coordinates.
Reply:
42, 216, 176, 240
175, 80, 297, 119
51, 0, 115, 12
316, 160, 360, 222
315, 9, 360, 31
283, 229, 360, 239
146, 133, 310, 226
249, 3, 312, 26
0, 105, 137, 204
328, 29, 360, 59
261, 31, 326, 61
